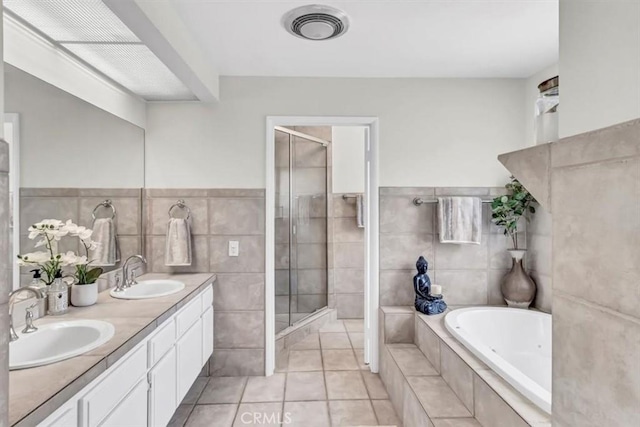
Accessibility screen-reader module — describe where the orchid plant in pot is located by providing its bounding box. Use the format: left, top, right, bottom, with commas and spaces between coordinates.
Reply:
17, 219, 103, 307
66, 221, 103, 307
491, 178, 537, 308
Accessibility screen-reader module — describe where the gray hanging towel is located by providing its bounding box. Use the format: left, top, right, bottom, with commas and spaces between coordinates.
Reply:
92, 218, 119, 266
356, 194, 365, 228
165, 218, 193, 266
437, 197, 482, 244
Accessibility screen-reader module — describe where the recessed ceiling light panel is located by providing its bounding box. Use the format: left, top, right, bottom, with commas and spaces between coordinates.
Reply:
283, 4, 350, 41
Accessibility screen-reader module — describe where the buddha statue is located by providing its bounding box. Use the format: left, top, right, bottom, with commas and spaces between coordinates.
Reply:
413, 256, 447, 315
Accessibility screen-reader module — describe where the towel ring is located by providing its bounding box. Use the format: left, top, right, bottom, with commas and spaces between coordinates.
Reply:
168, 200, 191, 220
92, 200, 116, 220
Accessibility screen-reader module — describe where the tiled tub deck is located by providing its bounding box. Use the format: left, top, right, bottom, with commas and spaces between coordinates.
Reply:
379, 307, 551, 427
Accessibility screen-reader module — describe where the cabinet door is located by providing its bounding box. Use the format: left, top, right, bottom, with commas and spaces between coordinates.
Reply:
98, 377, 147, 427
202, 307, 214, 365
39, 401, 77, 427
149, 347, 178, 427
176, 320, 203, 403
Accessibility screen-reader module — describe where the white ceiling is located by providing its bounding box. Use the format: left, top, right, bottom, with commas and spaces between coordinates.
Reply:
173, 0, 559, 78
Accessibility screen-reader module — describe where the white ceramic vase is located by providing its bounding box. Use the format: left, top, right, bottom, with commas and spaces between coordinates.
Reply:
71, 282, 98, 307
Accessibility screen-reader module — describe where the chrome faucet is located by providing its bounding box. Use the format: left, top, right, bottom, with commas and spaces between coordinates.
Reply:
119, 255, 147, 290
8, 286, 47, 342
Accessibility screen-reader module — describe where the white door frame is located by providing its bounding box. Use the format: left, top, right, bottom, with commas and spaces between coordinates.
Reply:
265, 116, 380, 376
4, 113, 21, 291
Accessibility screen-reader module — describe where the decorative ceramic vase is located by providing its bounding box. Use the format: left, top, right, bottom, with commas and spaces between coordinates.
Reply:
71, 282, 98, 307
501, 249, 536, 308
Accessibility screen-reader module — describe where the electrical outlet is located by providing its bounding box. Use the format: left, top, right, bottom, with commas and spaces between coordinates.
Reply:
228, 240, 239, 257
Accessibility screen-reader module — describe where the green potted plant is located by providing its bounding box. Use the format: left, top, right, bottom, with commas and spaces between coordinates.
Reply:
491, 178, 537, 308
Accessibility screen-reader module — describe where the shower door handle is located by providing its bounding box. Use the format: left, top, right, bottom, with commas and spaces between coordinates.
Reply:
292, 225, 297, 235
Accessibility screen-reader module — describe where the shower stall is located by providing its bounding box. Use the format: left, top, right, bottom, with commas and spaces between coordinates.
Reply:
274, 126, 330, 334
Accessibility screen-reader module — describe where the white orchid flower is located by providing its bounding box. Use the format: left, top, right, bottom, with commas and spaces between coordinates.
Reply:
78, 229, 93, 241
64, 220, 80, 234
34, 239, 47, 248
17, 251, 51, 265
59, 251, 79, 266
74, 255, 89, 266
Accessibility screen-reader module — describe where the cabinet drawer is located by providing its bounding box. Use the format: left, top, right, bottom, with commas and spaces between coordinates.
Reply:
148, 318, 176, 366
80, 344, 147, 427
176, 296, 202, 337
201, 285, 213, 311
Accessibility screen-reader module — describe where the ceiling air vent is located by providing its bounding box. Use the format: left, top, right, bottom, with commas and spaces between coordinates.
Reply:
283, 5, 350, 41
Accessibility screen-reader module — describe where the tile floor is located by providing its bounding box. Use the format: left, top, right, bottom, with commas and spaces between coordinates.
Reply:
170, 320, 401, 427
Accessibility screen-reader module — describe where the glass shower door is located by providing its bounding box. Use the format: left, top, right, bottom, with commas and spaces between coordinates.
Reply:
291, 132, 328, 325
274, 127, 329, 334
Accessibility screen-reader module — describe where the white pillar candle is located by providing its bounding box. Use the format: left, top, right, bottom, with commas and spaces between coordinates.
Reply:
431, 285, 442, 295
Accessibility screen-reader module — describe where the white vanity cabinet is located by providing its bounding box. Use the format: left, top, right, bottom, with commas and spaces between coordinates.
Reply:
37, 283, 214, 427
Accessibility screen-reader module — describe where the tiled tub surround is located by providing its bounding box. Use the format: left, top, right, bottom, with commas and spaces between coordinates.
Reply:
379, 306, 551, 427
8, 273, 215, 427
549, 120, 640, 426
18, 188, 143, 285
525, 204, 552, 313
379, 187, 520, 308
499, 118, 640, 426
145, 188, 266, 376
1, 140, 11, 427
332, 194, 365, 319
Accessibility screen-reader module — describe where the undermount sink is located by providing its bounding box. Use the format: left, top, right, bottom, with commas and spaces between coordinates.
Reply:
10, 320, 114, 370
109, 280, 185, 300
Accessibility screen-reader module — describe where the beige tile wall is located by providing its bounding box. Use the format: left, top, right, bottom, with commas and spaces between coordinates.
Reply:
145, 188, 266, 376
379, 186, 517, 307
332, 194, 365, 318
18, 188, 143, 285
0, 140, 10, 426
526, 203, 552, 312
548, 119, 640, 426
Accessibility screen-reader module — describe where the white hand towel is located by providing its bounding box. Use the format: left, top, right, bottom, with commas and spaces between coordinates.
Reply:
92, 218, 118, 266
356, 194, 365, 228
438, 197, 482, 244
165, 218, 192, 266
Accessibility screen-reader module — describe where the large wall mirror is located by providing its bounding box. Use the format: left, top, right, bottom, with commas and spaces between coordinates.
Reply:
5, 65, 145, 290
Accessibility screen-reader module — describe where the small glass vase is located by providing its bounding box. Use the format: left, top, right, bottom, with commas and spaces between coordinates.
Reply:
501, 249, 536, 308
71, 282, 98, 307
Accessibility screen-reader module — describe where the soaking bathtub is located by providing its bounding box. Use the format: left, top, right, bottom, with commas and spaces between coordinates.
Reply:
445, 307, 552, 414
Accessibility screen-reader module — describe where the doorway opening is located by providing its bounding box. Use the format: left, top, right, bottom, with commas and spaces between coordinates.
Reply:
266, 116, 379, 376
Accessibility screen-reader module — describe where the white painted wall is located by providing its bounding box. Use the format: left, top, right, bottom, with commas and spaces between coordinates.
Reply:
560, 0, 640, 137
332, 126, 366, 194
5, 65, 145, 188
525, 64, 559, 146
146, 77, 526, 188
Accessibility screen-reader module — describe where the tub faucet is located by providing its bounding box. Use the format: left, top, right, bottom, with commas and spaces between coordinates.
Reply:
8, 286, 47, 342
121, 255, 147, 289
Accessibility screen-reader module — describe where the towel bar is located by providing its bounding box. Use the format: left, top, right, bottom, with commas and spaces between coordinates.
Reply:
413, 197, 494, 206
342, 194, 360, 200
92, 200, 116, 220
169, 199, 191, 220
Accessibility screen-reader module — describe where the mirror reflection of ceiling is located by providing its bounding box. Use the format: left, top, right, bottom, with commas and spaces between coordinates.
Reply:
4, 0, 196, 101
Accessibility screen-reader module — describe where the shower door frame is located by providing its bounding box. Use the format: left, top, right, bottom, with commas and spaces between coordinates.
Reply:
266, 116, 380, 376
274, 126, 330, 331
